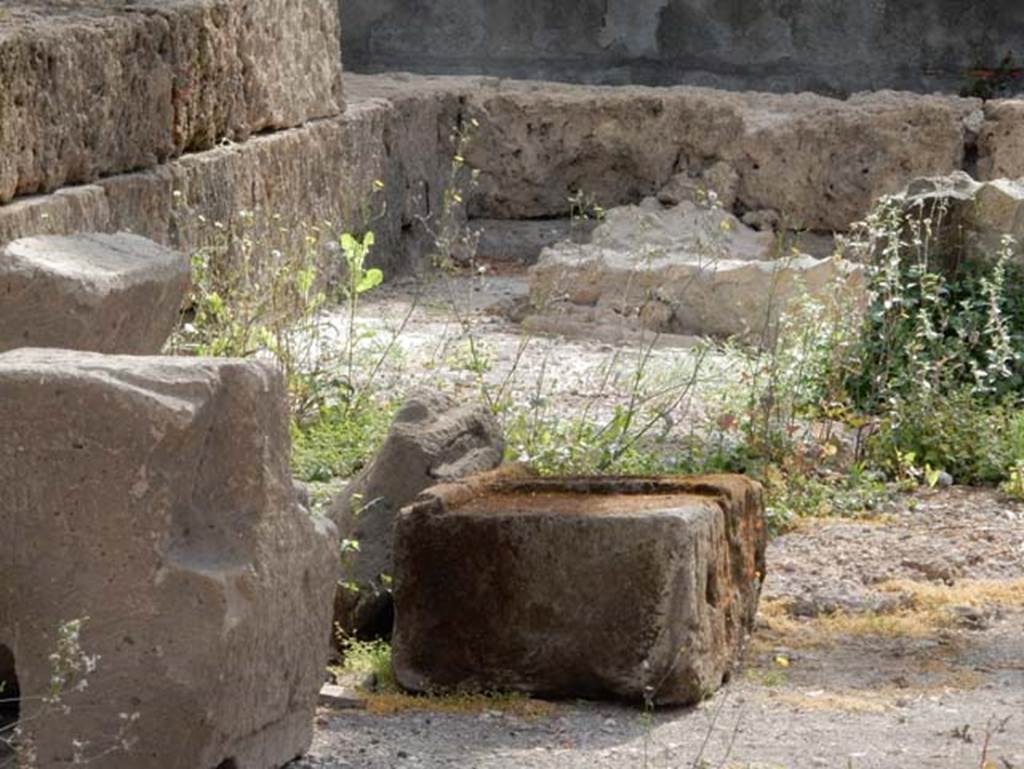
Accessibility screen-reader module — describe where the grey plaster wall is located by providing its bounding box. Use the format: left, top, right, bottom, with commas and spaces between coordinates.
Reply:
341, 0, 1024, 95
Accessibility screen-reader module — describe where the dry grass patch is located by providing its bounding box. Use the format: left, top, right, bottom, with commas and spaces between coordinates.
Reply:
877, 577, 1024, 610
813, 609, 943, 640
770, 689, 891, 714
787, 513, 896, 532
755, 578, 1024, 648
361, 690, 557, 719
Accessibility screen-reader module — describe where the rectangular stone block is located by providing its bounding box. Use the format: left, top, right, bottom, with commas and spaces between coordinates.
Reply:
0, 85, 462, 275
392, 468, 767, 705
978, 100, 1024, 180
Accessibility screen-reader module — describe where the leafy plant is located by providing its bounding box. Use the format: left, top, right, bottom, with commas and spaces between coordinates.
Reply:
867, 389, 1022, 485
172, 200, 404, 483
169, 209, 332, 416
1001, 461, 1024, 501
334, 637, 395, 693
841, 198, 1023, 411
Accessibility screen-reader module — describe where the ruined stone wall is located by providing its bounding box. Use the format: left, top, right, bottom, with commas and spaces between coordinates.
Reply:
0, 0, 459, 275
342, 0, 1024, 95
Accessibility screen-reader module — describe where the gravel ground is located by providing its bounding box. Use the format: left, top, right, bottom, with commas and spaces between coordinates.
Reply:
294, 269, 1024, 769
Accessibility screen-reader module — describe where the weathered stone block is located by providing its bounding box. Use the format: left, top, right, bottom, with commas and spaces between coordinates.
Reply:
902, 172, 1024, 263
0, 0, 343, 204
978, 100, 1024, 180
330, 390, 504, 639
392, 468, 766, 705
0, 233, 190, 354
0, 350, 338, 769
0, 86, 461, 275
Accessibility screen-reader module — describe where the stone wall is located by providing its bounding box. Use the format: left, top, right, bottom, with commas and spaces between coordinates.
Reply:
341, 0, 1024, 96
0, 95, 459, 276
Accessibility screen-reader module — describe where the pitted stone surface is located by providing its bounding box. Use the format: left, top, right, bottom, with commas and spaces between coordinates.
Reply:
2, 74, 1015, 279
902, 172, 1024, 263
0, 83, 461, 275
392, 468, 767, 705
445, 75, 979, 230
0, 232, 190, 354
0, 0, 343, 204
979, 100, 1024, 181
0, 350, 338, 769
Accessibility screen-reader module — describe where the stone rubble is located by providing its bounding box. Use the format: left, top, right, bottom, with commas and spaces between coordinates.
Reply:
527, 197, 864, 342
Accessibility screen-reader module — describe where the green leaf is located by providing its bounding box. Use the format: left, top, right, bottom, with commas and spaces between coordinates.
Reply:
355, 268, 384, 294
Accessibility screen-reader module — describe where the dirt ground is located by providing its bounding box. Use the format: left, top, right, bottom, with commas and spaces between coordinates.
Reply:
295, 268, 1024, 769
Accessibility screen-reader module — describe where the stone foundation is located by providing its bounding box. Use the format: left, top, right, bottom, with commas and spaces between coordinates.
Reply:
1, 49, 1023, 278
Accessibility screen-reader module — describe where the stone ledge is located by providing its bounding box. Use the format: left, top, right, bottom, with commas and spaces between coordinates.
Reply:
349, 74, 1000, 232
5, 74, 1022, 280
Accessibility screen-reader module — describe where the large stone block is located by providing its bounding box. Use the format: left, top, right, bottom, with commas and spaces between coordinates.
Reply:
0, 350, 338, 769
392, 469, 767, 705
0, 0, 343, 204
902, 172, 1024, 263
0, 85, 461, 276
330, 390, 504, 639
729, 90, 975, 231
0, 233, 190, 354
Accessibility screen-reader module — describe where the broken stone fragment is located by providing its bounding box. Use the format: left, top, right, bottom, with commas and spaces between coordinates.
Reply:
392, 467, 767, 706
528, 198, 864, 343
0, 350, 338, 769
0, 233, 190, 354
329, 390, 505, 640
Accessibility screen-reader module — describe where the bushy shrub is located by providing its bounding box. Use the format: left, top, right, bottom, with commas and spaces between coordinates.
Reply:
841, 197, 1024, 410
867, 389, 1022, 485
836, 195, 1024, 486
